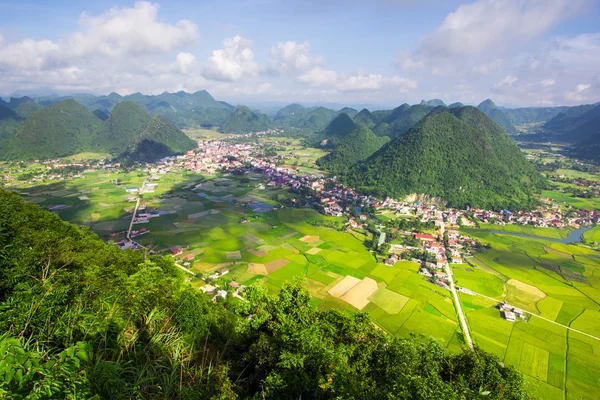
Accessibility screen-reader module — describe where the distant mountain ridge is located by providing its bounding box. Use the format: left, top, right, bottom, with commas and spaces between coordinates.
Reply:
477, 99, 517, 133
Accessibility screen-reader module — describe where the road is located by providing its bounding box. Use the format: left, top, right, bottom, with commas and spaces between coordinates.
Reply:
126, 179, 147, 241
439, 212, 475, 351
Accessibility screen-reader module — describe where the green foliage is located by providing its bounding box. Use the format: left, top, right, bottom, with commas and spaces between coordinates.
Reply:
477, 99, 517, 134
502, 106, 567, 125
353, 108, 377, 128
5, 96, 42, 118
373, 104, 433, 138
317, 126, 389, 173
0, 100, 101, 160
544, 103, 598, 133
219, 106, 271, 133
344, 107, 545, 210
0, 105, 24, 141
0, 190, 531, 398
274, 106, 336, 132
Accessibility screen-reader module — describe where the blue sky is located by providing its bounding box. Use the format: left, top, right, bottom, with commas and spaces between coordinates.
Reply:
1, 0, 599, 107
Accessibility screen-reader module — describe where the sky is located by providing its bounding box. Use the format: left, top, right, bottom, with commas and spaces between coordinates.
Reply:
0, 0, 599, 108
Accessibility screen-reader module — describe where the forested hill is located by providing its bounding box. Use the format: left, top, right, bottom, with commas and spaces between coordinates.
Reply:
344, 106, 544, 210
0, 100, 195, 162
0, 189, 529, 398
477, 99, 517, 133
317, 126, 390, 173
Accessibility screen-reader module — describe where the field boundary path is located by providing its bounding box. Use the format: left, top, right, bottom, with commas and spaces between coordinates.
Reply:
464, 289, 600, 342
440, 214, 474, 351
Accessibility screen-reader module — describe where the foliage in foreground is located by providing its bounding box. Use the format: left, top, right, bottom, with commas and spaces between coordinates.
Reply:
0, 190, 530, 399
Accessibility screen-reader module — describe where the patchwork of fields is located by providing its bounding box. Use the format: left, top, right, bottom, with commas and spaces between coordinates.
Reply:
5, 148, 600, 400
459, 229, 600, 400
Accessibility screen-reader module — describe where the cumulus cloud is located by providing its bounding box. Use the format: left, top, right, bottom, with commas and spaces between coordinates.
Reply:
297, 67, 338, 86
175, 52, 196, 74
268, 41, 322, 74
202, 35, 259, 82
0, 2, 197, 70
416, 0, 585, 59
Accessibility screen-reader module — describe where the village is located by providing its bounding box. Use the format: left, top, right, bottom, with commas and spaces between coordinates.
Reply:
2, 132, 599, 308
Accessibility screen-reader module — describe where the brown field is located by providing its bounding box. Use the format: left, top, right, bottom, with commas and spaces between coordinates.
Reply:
265, 259, 290, 274
306, 247, 322, 255
328, 276, 361, 298
248, 263, 268, 275
339, 277, 378, 310
300, 235, 320, 243
507, 279, 546, 298
248, 249, 268, 257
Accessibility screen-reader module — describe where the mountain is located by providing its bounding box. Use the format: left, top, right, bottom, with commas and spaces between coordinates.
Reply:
321, 113, 359, 140
92, 109, 110, 121
373, 104, 433, 138
334, 107, 359, 119
448, 102, 464, 108
0, 105, 24, 140
420, 99, 446, 107
477, 99, 517, 133
0, 97, 6, 106
0, 99, 101, 160
557, 104, 600, 143
274, 103, 307, 119
273, 106, 335, 131
317, 126, 389, 174
93, 101, 195, 161
219, 106, 271, 133
354, 108, 377, 127
119, 115, 197, 162
344, 106, 543, 210
544, 103, 600, 134
501, 106, 568, 125
6, 96, 42, 118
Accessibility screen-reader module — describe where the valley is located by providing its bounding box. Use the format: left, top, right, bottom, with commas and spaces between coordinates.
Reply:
3, 127, 599, 400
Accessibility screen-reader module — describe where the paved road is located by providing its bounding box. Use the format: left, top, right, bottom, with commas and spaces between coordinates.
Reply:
439, 213, 475, 351
126, 179, 147, 241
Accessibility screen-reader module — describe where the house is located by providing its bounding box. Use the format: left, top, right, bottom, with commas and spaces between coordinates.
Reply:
503, 311, 516, 322
126, 186, 139, 193
200, 284, 216, 294
170, 246, 183, 256
414, 233, 436, 242
218, 268, 229, 276
229, 281, 240, 289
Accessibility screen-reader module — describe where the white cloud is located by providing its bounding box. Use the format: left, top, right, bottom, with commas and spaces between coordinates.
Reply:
473, 59, 503, 75
175, 52, 196, 74
416, 0, 585, 58
268, 41, 322, 74
564, 83, 592, 102
297, 67, 338, 86
202, 35, 259, 82
0, 2, 197, 70
338, 73, 384, 92
541, 78, 556, 87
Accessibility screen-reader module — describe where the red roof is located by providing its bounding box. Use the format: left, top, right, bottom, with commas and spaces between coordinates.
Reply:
415, 233, 436, 240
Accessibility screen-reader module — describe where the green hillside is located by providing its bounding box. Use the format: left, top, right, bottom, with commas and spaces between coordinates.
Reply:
317, 126, 389, 173
502, 106, 567, 125
274, 103, 307, 119
354, 108, 377, 127
344, 106, 543, 209
219, 105, 271, 133
334, 107, 359, 119
373, 104, 433, 138
273, 106, 335, 131
0, 189, 529, 399
92, 109, 109, 121
322, 113, 359, 139
0, 105, 24, 140
544, 103, 598, 132
0, 99, 101, 160
93, 101, 151, 154
6, 96, 42, 118
421, 99, 446, 106
477, 99, 517, 133
119, 115, 196, 162
448, 102, 465, 108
